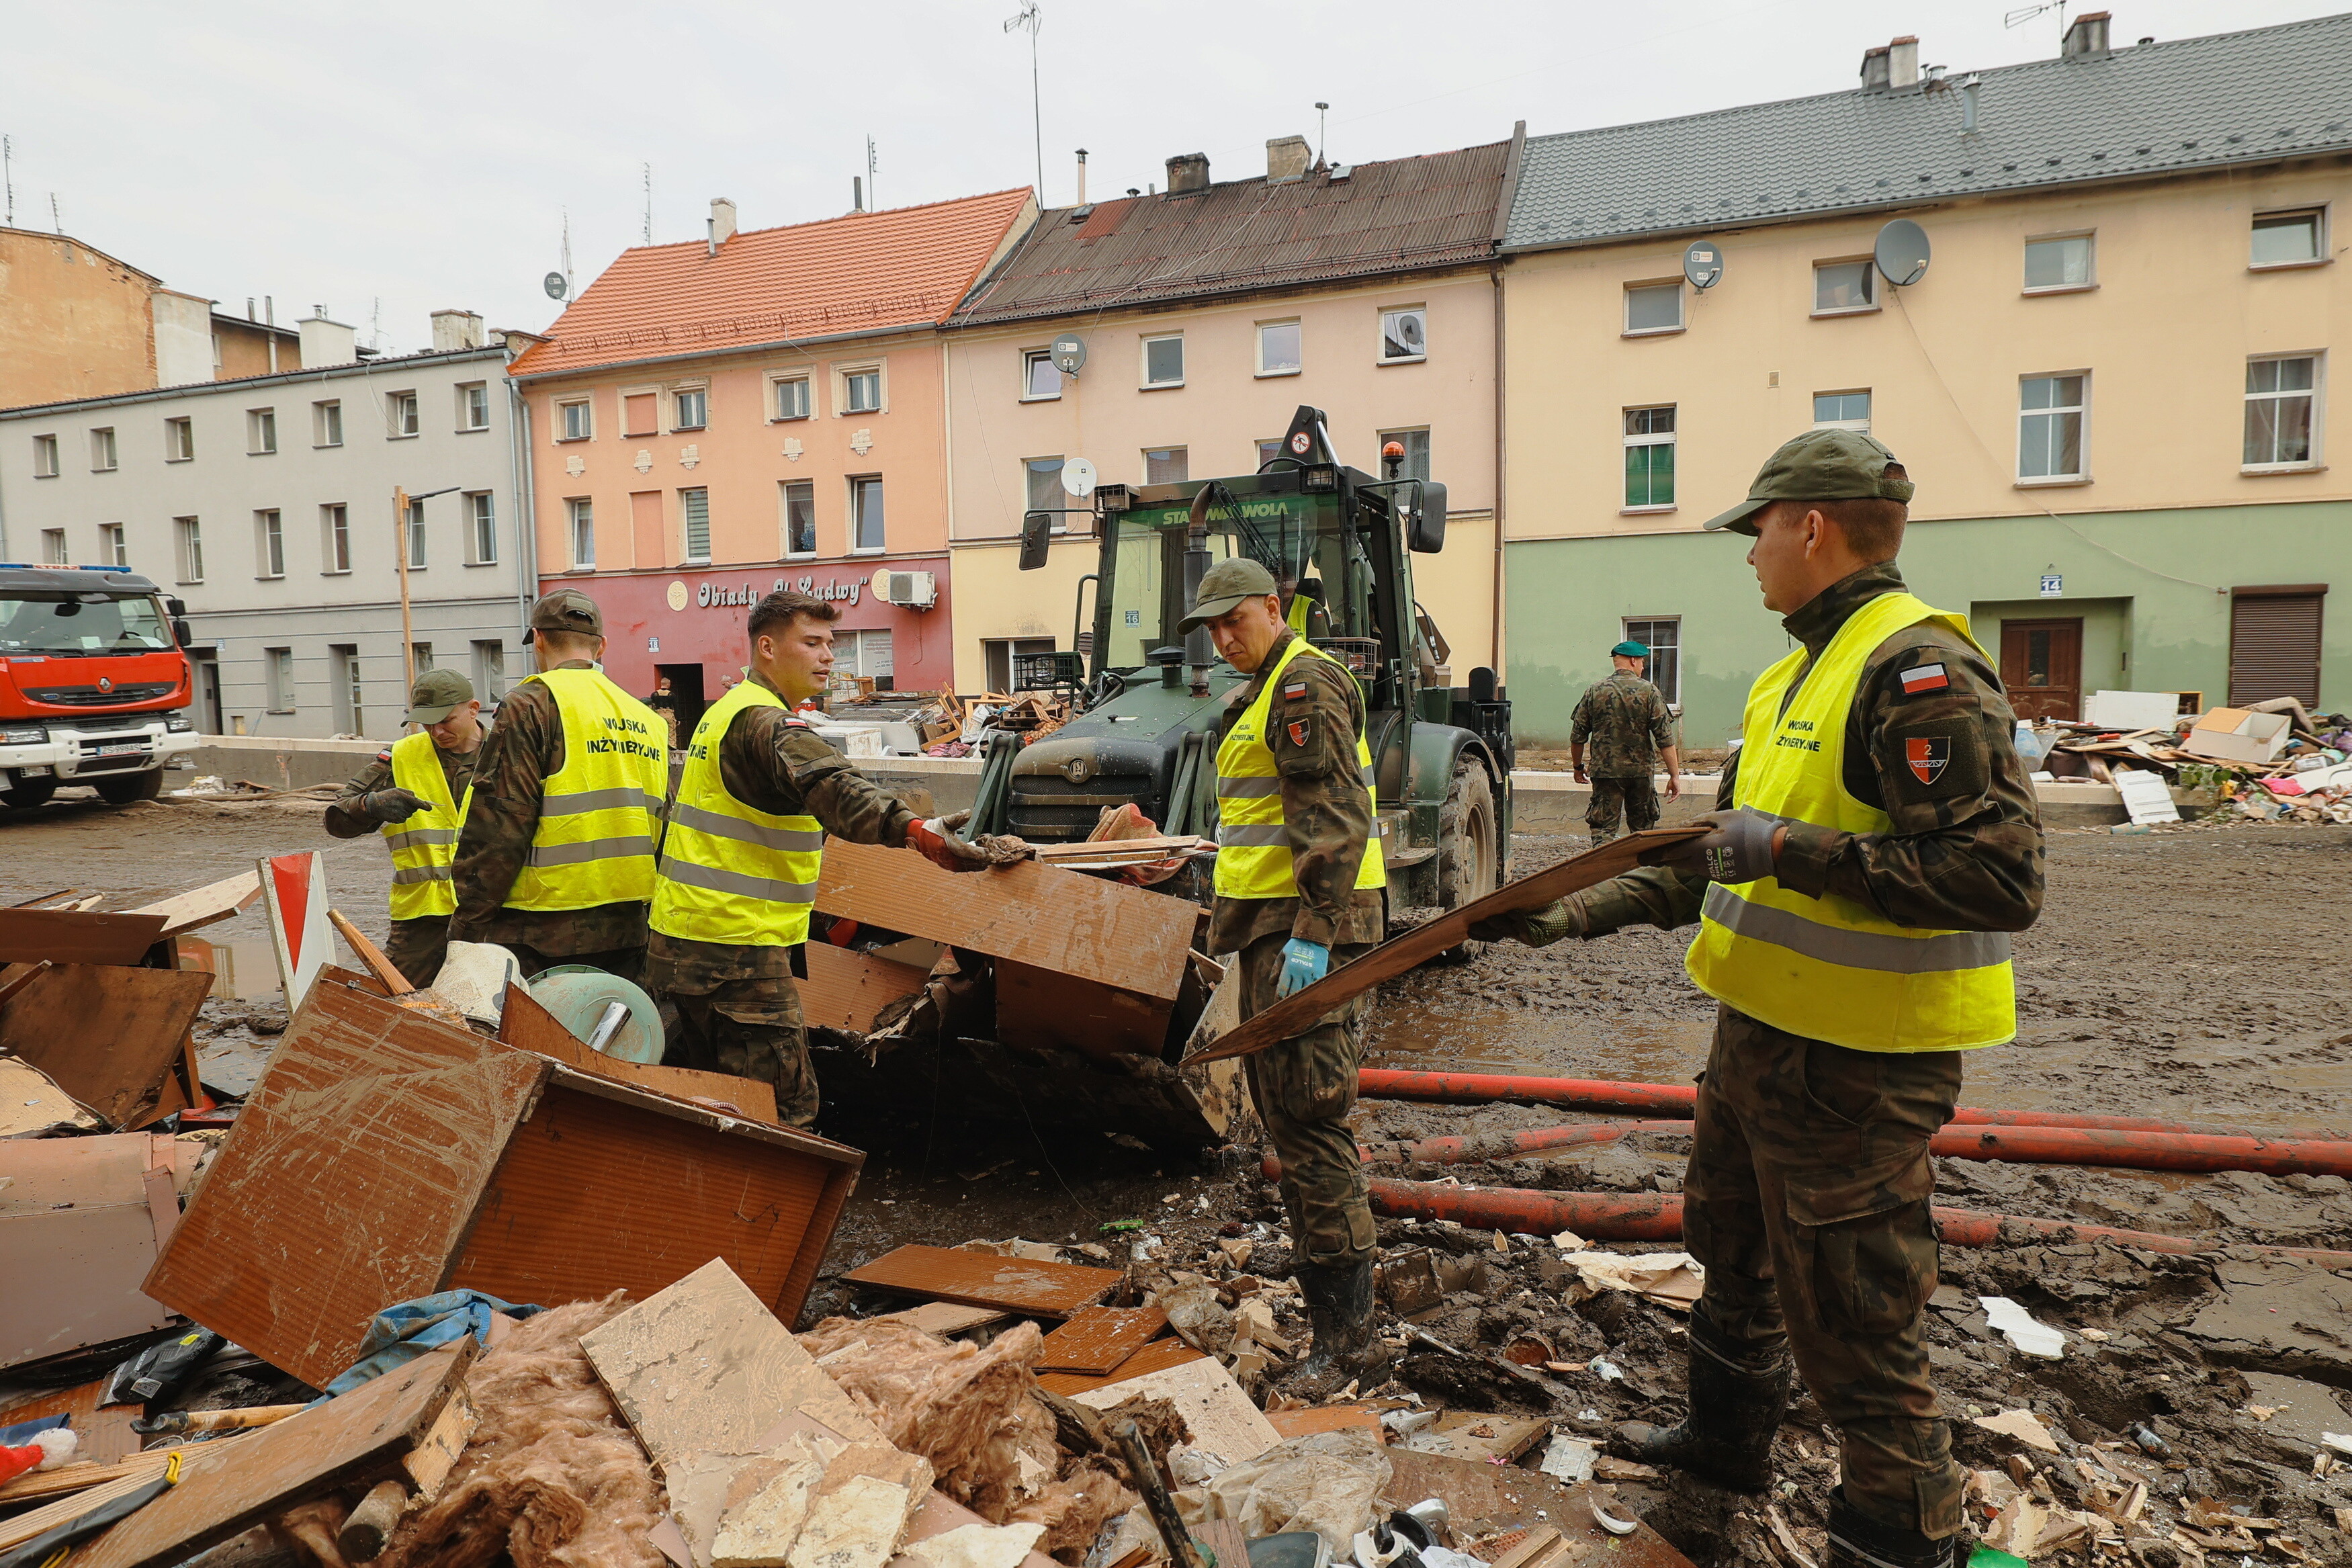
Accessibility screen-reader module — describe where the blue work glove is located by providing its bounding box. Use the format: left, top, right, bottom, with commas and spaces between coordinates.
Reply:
1275, 938, 1330, 1000
1640, 806, 1780, 884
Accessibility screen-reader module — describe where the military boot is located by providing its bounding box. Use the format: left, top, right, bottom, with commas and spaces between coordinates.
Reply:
1823, 1490, 1962, 1568
1290, 1258, 1388, 1398
1613, 1310, 1788, 1491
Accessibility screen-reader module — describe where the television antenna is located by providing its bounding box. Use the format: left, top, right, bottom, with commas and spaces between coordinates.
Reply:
2003, 0, 2066, 35
1003, 1, 1042, 201
1315, 102, 1329, 165
3, 136, 13, 228
866, 135, 878, 211
642, 162, 652, 244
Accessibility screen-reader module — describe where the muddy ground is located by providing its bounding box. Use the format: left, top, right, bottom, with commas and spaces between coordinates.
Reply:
5, 789, 2349, 1565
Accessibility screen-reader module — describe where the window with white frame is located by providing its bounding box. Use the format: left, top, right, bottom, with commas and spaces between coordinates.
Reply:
406, 498, 427, 568
322, 504, 351, 572
1381, 307, 1427, 361
1256, 438, 1284, 469
248, 408, 277, 454
841, 366, 882, 414
40, 528, 65, 565
1378, 429, 1431, 482
1624, 282, 1684, 334
467, 492, 497, 563
781, 480, 817, 556
267, 648, 296, 713
100, 523, 126, 568
1813, 390, 1872, 432
1257, 321, 1303, 376
175, 517, 204, 582
91, 427, 118, 470
1143, 334, 1184, 387
673, 387, 707, 430
165, 417, 193, 461
835, 628, 894, 681
388, 391, 419, 437
2023, 233, 2095, 292
1024, 458, 1064, 525
472, 640, 507, 703
2018, 374, 2087, 482
681, 486, 711, 561
1022, 349, 1062, 400
558, 399, 591, 441
458, 382, 490, 431
1813, 260, 1876, 314
2244, 355, 2320, 470
773, 376, 811, 421
1144, 447, 1188, 484
851, 476, 885, 551
314, 400, 342, 447
1623, 406, 1676, 509
1623, 617, 1682, 707
2251, 208, 2326, 268
255, 510, 284, 578
567, 498, 595, 567
31, 434, 57, 477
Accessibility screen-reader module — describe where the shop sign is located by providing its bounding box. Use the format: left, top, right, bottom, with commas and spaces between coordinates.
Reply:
683, 573, 869, 611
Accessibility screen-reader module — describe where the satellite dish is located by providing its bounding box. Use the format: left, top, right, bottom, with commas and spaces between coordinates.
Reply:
1393, 312, 1427, 353
1874, 219, 1931, 288
1050, 333, 1088, 376
1682, 240, 1725, 290
1061, 457, 1098, 498
543, 271, 568, 301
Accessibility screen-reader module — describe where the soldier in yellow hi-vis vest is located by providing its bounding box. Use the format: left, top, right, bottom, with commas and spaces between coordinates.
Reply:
647, 590, 997, 1127
323, 668, 484, 986
1185, 557, 1388, 1399
449, 591, 669, 983
1476, 432, 2044, 1568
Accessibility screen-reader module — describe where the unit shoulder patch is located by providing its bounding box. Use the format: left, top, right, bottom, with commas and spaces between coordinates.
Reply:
1897, 662, 1950, 696
1286, 720, 1309, 748
1905, 736, 1950, 785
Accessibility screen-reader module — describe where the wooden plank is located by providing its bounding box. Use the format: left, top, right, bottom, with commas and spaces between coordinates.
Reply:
0, 1463, 177, 1553
0, 1445, 177, 1504
1400, 1411, 1550, 1465
1036, 1336, 1207, 1396
0, 908, 168, 965
844, 1244, 1120, 1319
803, 943, 932, 1034
1035, 1306, 1171, 1376
995, 959, 1174, 1061
873, 1302, 1010, 1336
0, 963, 213, 1127
816, 838, 1192, 1002
1030, 836, 1209, 862
1, 1134, 183, 1368
329, 907, 415, 994
0, 958, 50, 1006
71, 1341, 475, 1568
0, 1053, 99, 1136
127, 871, 262, 939
1381, 1450, 1694, 1568
0, 1379, 140, 1470
498, 982, 781, 1125
1185, 826, 1709, 1065
1070, 1354, 1281, 1463
1267, 1406, 1385, 1442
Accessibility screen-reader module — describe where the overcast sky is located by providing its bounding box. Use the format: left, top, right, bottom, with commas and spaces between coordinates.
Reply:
6, 1, 2338, 355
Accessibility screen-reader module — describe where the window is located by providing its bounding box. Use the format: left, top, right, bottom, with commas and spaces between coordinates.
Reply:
91, 427, 118, 470
568, 498, 595, 567
39, 528, 65, 565
332, 646, 361, 733
1381, 308, 1427, 361
1622, 406, 1676, 509
1023, 350, 1062, 400
247, 408, 277, 454
255, 510, 284, 578
405, 498, 427, 568
1257, 321, 1303, 376
2023, 233, 2095, 292
1256, 438, 1284, 469
2251, 208, 2325, 268
2019, 374, 2087, 482
267, 648, 296, 713
985, 637, 1055, 694
836, 628, 894, 681
175, 517, 204, 582
842, 367, 882, 414
467, 492, 497, 563
1378, 429, 1432, 482
558, 399, 591, 441
31, 434, 57, 477
1624, 283, 1683, 334
2245, 355, 2320, 470
1143, 335, 1185, 388
322, 504, 351, 572
458, 382, 490, 431
673, 388, 707, 430
851, 476, 885, 552
1144, 447, 1188, 484
472, 640, 507, 703
1813, 260, 1876, 314
314, 400, 342, 447
1624, 618, 1682, 707
411, 643, 433, 674
782, 480, 817, 556
99, 523, 126, 568
681, 487, 711, 561
1813, 390, 1872, 432
1025, 457, 1065, 522
388, 391, 419, 438
165, 417, 193, 461
773, 377, 811, 421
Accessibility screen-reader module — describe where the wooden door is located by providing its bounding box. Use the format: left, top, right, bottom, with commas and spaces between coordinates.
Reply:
1999, 619, 2082, 722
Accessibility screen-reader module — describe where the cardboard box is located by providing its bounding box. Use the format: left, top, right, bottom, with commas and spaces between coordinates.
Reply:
2183, 708, 2293, 765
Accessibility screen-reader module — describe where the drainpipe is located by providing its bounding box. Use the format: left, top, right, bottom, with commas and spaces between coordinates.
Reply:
1486, 120, 1526, 677
507, 372, 538, 641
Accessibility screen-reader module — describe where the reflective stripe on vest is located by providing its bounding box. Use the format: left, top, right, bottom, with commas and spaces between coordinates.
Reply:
1682, 591, 2017, 1053
649, 679, 826, 947
504, 668, 668, 912
382, 730, 466, 920
1213, 635, 1386, 900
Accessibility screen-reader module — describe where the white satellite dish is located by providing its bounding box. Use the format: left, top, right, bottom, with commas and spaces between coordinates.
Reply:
1061, 458, 1098, 498
1393, 312, 1426, 354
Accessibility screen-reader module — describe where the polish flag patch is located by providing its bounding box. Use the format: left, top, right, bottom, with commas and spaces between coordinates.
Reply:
1283, 681, 1309, 701
1906, 736, 1951, 785
1899, 662, 1950, 695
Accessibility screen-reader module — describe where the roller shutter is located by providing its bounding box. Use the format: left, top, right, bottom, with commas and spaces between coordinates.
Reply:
2228, 586, 2326, 707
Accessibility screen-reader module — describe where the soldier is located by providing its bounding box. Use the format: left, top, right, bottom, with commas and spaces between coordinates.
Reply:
322, 669, 484, 987
447, 590, 668, 982
1569, 638, 1682, 843
1184, 557, 1387, 1397
648, 591, 998, 1126
1474, 431, 2043, 1568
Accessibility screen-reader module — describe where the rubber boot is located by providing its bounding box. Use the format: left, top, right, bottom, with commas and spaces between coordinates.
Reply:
1823, 1489, 1962, 1568
1613, 1310, 1788, 1491
1290, 1258, 1388, 1398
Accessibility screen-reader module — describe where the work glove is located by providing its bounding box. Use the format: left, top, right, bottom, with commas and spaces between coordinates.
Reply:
906, 811, 994, 873
1274, 938, 1330, 1000
364, 788, 428, 824
1467, 897, 1588, 947
1640, 806, 1780, 884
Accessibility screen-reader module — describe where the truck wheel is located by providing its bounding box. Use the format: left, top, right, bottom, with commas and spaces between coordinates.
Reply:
1, 777, 57, 811
1432, 756, 1499, 963
95, 769, 164, 806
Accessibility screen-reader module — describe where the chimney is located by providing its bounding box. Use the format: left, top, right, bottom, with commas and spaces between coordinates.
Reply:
1075, 148, 1088, 205
2062, 10, 2111, 59
299, 312, 355, 367
1888, 36, 1919, 89
1860, 44, 1890, 93
430, 310, 484, 352
1166, 153, 1209, 195
1959, 74, 1982, 134
1266, 135, 1311, 184
710, 196, 738, 245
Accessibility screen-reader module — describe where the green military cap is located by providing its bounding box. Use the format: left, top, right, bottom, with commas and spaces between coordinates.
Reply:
1610, 639, 1649, 658
529, 589, 603, 637
1702, 428, 1917, 535
1177, 557, 1281, 634
404, 668, 476, 725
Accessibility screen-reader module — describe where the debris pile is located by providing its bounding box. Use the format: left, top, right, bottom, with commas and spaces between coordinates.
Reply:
2028, 697, 2352, 825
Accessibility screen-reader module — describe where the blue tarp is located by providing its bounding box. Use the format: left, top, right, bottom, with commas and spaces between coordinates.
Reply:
318, 1290, 543, 1399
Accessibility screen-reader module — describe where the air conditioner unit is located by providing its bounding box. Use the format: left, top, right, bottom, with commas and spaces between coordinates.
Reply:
883, 570, 938, 609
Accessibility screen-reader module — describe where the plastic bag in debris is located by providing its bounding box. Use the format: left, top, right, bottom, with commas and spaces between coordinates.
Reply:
102, 1328, 222, 1407
1174, 1428, 1390, 1557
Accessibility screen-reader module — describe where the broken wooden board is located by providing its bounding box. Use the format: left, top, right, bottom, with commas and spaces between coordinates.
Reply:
0, 908, 168, 965
995, 958, 1176, 1061
498, 982, 781, 1125
69, 1341, 475, 1568
1035, 1336, 1207, 1397
804, 943, 932, 1033
1, 1133, 193, 1368
0, 962, 213, 1127
0, 1053, 99, 1137
128, 871, 263, 939
1184, 826, 1710, 1065
1266, 1406, 1386, 1442
1034, 1306, 1171, 1376
0, 1378, 141, 1469
875, 1302, 1010, 1336
1070, 1353, 1280, 1464
1400, 1411, 1549, 1465
1381, 1450, 1693, 1568
844, 1244, 1120, 1320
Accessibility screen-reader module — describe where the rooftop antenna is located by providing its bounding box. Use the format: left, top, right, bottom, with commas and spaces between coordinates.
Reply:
49, 191, 60, 235
1002, 1, 1042, 200
3, 136, 12, 228
2003, 0, 2066, 40
641, 162, 652, 244
369, 296, 382, 352
867, 134, 877, 211
561, 208, 574, 300
1315, 102, 1330, 165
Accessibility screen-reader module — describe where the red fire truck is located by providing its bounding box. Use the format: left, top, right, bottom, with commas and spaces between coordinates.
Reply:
0, 563, 201, 810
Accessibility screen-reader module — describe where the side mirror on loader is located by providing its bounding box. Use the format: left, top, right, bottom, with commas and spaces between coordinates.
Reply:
1407, 480, 1448, 554
1018, 511, 1053, 571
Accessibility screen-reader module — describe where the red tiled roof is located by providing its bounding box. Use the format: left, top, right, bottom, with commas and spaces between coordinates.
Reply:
511, 188, 1036, 378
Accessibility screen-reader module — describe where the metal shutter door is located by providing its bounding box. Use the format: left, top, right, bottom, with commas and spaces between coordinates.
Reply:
2228, 591, 2325, 707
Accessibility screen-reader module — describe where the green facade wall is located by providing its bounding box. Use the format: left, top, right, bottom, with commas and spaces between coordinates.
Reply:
1506, 502, 2347, 747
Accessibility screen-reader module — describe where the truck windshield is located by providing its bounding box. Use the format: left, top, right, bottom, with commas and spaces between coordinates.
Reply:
0, 593, 173, 656
1102, 488, 1373, 669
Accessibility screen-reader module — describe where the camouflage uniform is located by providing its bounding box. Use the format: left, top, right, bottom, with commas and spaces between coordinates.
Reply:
324, 739, 480, 987
447, 659, 651, 982
1570, 668, 1675, 844
1207, 628, 1385, 1268
647, 670, 921, 1128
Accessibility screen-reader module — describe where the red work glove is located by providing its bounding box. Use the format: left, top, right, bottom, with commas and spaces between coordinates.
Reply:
906, 812, 993, 873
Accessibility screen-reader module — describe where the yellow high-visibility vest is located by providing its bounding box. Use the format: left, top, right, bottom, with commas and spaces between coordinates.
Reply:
1285, 592, 1313, 635
1684, 591, 2017, 1053
381, 731, 472, 920
1215, 635, 1386, 901
504, 668, 668, 912
650, 679, 825, 947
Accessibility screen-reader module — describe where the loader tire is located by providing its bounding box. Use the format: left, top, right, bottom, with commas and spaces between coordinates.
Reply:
1432, 756, 1499, 965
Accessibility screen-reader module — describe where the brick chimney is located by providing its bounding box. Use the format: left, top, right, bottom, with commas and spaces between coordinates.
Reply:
1266, 136, 1311, 184
1166, 153, 1210, 195
430, 310, 484, 352
2062, 10, 2111, 59
711, 196, 738, 244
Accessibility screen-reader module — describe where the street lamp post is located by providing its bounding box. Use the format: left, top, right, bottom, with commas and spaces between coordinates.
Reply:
392, 484, 464, 691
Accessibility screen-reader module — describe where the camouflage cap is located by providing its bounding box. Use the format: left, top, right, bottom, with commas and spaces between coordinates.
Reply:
1702, 429, 1917, 535
529, 589, 603, 637
404, 668, 476, 725
1177, 557, 1281, 634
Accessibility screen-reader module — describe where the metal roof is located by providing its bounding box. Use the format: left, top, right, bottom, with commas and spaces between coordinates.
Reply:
1505, 13, 2352, 253
951, 140, 1513, 328
0, 343, 510, 421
